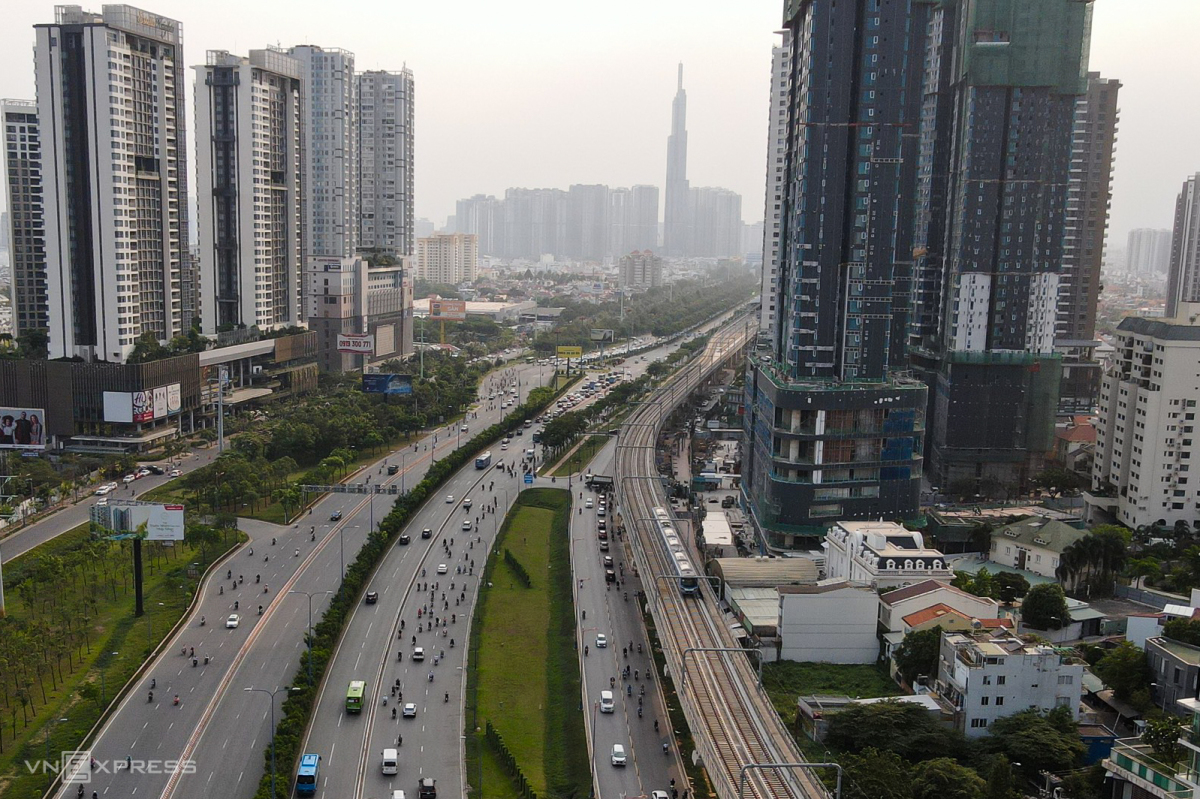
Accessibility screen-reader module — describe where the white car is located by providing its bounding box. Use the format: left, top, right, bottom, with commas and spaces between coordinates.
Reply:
501, 443, 508, 451
611, 744, 627, 767
460, 425, 469, 433
652, 793, 670, 799
96, 496, 108, 506
437, 563, 448, 575
413, 647, 425, 661
446, 495, 454, 503
402, 702, 417, 718
585, 498, 594, 509
463, 498, 473, 509
225, 614, 240, 629
169, 469, 182, 477
595, 633, 608, 649
462, 520, 472, 531
95, 485, 113, 496
122, 474, 136, 484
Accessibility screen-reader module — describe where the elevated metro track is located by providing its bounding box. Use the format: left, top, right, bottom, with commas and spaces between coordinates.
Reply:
615, 315, 830, 799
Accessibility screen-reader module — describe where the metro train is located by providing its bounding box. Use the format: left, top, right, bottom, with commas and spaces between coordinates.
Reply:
652, 506, 700, 596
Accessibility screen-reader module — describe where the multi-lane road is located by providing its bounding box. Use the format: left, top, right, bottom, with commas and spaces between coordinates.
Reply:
573, 441, 680, 799
56, 359, 558, 799
53, 320, 721, 799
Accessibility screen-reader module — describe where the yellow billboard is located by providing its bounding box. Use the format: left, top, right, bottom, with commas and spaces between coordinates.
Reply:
557, 346, 583, 359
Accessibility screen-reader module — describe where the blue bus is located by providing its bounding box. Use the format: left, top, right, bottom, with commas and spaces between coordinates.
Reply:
475, 451, 492, 469
296, 753, 320, 795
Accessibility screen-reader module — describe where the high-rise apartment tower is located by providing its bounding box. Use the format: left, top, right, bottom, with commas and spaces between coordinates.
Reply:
1166, 174, 1200, 320
35, 4, 192, 361
1, 100, 49, 336
357, 69, 414, 256
194, 49, 304, 332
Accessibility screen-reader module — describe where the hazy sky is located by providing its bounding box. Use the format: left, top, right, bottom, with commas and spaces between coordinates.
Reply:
0, 0, 1195, 244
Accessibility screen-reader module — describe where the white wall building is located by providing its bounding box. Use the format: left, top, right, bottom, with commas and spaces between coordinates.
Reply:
935, 629, 1083, 737
778, 581, 878, 664
287, 45, 356, 260
1, 99, 48, 336
988, 517, 1087, 583
759, 31, 789, 336
36, 5, 192, 361
194, 49, 303, 333
357, 69, 414, 257
415, 233, 477, 284
823, 521, 953, 589
1092, 314, 1200, 530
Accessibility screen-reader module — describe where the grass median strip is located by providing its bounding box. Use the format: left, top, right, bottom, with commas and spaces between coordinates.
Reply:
465, 487, 588, 798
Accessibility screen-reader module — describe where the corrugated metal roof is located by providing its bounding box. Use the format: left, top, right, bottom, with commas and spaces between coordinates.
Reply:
711, 557, 818, 586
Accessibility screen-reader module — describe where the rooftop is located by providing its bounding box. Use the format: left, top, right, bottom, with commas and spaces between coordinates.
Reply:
879, 579, 984, 607
712, 557, 818, 586
993, 517, 1088, 555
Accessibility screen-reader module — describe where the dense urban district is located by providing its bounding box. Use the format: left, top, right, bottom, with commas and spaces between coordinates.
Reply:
0, 2, 1199, 799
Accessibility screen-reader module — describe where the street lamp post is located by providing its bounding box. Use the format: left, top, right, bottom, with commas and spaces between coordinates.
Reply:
100, 651, 119, 704
244, 686, 300, 799
288, 590, 332, 687
44, 716, 69, 789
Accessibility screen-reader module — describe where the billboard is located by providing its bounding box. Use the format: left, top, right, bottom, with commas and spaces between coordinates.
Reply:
590, 329, 614, 342
130, 504, 186, 541
104, 384, 182, 424
362, 373, 414, 395
90, 502, 185, 541
336, 334, 375, 354
429, 299, 467, 321
557, 346, 583, 359
0, 407, 47, 450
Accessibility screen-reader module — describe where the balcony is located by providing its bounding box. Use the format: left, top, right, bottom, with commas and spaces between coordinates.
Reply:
1106, 739, 1197, 798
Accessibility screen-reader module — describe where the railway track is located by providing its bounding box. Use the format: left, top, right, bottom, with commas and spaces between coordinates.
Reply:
615, 316, 829, 799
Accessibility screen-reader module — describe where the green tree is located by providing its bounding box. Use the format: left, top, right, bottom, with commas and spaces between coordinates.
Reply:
993, 572, 1030, 605
910, 758, 986, 799
1020, 583, 1070, 630
893, 626, 943, 687
1143, 716, 1186, 767
839, 748, 913, 799
1093, 641, 1150, 702
984, 707, 1085, 781
826, 700, 970, 763
1163, 618, 1200, 646
1127, 556, 1163, 588
1030, 467, 1085, 493
984, 755, 1018, 799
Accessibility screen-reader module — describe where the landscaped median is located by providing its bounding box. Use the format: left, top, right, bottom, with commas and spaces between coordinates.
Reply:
464, 488, 588, 799
247, 380, 577, 799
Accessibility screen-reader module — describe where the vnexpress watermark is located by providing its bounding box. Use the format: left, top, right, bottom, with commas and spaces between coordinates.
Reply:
23, 751, 196, 782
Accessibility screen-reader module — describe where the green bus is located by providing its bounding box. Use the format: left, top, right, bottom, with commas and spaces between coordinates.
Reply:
346, 680, 366, 713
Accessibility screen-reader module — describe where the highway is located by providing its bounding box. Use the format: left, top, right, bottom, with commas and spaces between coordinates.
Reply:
573, 441, 679, 799
55, 358, 558, 799
50, 316, 738, 799
294, 333, 705, 799
614, 315, 830, 799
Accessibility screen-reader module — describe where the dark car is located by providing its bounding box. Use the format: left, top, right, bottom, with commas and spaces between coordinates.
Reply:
398, 533, 411, 545
418, 778, 437, 799
365, 591, 378, 604
144, 464, 165, 475
421, 527, 433, 539
605, 569, 616, 583
330, 510, 343, 521
387, 464, 400, 475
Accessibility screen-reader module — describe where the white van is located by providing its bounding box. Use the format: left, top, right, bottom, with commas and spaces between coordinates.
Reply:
600, 690, 614, 713
381, 748, 398, 775
391, 792, 407, 799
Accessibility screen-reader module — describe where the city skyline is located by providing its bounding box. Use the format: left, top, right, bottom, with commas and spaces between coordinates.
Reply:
0, 0, 1193, 243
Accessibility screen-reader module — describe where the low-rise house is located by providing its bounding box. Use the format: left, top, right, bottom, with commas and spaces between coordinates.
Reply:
797, 694, 952, 742
934, 628, 1083, 737
823, 521, 953, 589
989, 516, 1088, 583
1147, 636, 1200, 713
878, 580, 1003, 658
